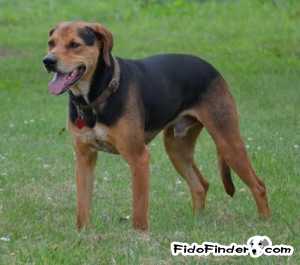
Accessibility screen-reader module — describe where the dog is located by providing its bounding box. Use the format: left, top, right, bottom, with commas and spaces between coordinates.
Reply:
247, 235, 272, 258
43, 21, 270, 231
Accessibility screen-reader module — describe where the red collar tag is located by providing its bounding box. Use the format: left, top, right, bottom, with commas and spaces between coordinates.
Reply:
75, 117, 86, 129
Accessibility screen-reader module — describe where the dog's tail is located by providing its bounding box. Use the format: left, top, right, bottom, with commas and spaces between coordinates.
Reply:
218, 153, 235, 197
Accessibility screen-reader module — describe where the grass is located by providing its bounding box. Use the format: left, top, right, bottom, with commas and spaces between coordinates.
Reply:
0, 0, 299, 264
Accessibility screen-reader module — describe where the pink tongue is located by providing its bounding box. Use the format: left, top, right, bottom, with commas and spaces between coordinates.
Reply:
48, 72, 69, 95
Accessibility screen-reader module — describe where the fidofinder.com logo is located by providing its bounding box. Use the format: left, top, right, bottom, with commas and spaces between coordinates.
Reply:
171, 236, 294, 258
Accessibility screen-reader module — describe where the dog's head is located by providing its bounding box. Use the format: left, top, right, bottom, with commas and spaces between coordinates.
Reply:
43, 21, 113, 95
247, 235, 271, 258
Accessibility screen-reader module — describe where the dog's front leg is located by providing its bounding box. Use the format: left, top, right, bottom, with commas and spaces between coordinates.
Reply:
74, 139, 97, 230
118, 142, 150, 231
129, 147, 150, 231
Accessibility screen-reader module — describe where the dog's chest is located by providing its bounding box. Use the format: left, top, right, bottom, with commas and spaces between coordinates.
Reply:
75, 124, 118, 154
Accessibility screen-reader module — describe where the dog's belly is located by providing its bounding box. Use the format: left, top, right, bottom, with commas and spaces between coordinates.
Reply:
92, 125, 118, 153
92, 125, 160, 152
93, 140, 119, 154
72, 116, 194, 154
144, 131, 160, 144
71, 123, 119, 154
72, 122, 161, 154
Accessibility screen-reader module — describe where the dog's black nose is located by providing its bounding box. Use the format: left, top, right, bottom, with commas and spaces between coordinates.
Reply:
43, 55, 57, 71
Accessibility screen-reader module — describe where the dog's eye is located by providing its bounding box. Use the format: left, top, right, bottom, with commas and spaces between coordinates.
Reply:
68, 41, 81, 49
48, 40, 55, 48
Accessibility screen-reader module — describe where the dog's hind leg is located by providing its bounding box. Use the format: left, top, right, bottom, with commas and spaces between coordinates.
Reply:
163, 122, 209, 213
194, 77, 270, 218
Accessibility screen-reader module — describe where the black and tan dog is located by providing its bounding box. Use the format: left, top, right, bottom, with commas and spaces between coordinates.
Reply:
43, 21, 270, 231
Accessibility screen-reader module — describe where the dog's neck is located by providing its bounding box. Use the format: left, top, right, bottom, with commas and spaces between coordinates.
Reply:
87, 53, 115, 103
70, 53, 114, 104
70, 80, 90, 102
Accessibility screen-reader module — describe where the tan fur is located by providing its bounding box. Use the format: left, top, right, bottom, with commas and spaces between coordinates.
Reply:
49, 23, 270, 232
186, 78, 270, 217
47, 21, 111, 98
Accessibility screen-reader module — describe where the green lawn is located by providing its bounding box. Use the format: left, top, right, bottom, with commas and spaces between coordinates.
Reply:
0, 0, 299, 264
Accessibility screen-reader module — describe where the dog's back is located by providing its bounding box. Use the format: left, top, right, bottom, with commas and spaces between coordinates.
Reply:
122, 54, 221, 131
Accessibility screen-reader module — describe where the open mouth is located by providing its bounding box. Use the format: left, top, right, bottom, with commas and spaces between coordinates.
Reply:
48, 65, 86, 95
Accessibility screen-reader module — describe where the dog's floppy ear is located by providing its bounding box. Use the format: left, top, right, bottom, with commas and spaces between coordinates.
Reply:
87, 23, 113, 66
49, 24, 59, 37
49, 27, 56, 36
